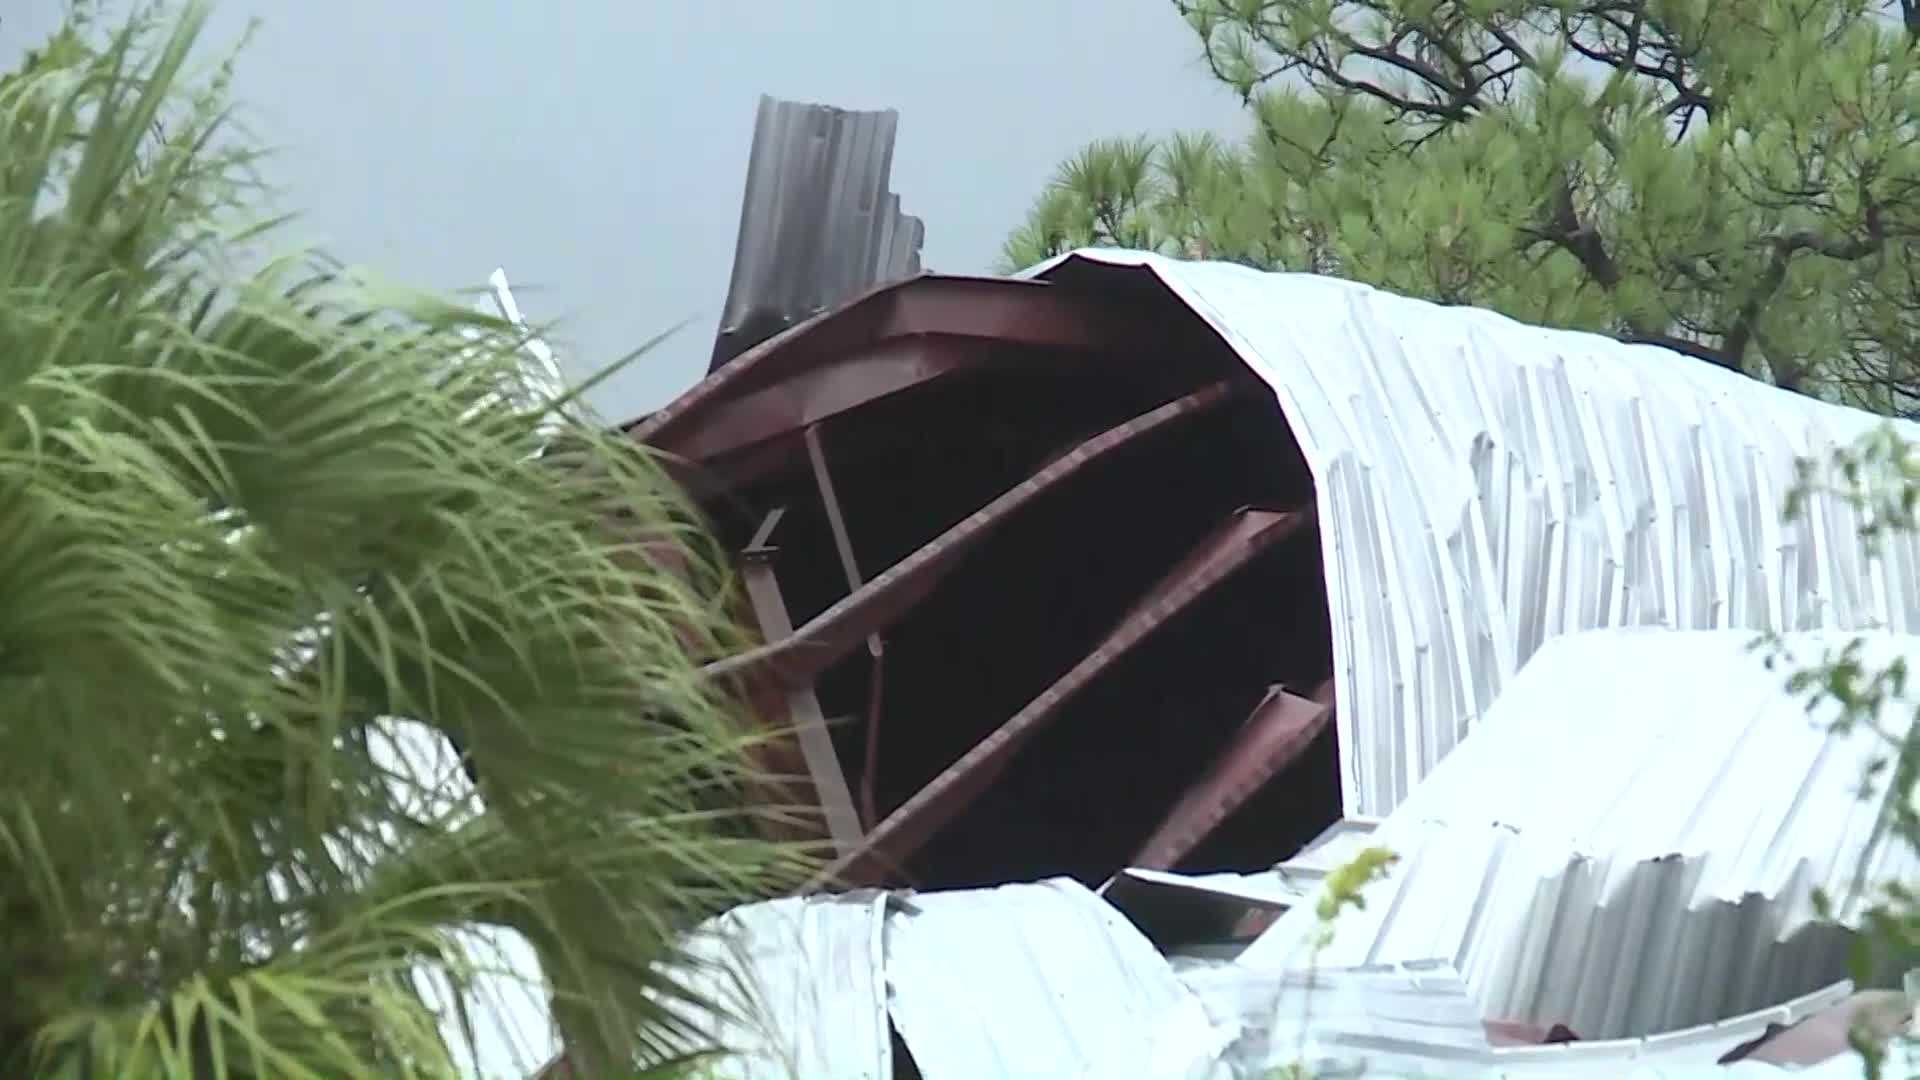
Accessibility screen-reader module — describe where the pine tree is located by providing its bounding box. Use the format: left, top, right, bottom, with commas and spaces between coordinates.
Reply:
1007, 0, 1920, 411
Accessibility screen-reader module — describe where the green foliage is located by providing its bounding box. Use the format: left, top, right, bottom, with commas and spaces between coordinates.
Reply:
1255, 846, 1399, 1080
0, 3, 809, 1077
1310, 845, 1398, 947
1008, 0, 1920, 411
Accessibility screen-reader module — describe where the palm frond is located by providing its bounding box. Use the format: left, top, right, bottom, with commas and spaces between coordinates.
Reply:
0, 4, 812, 1076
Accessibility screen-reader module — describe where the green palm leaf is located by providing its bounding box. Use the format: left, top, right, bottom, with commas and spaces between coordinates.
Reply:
0, 4, 812, 1077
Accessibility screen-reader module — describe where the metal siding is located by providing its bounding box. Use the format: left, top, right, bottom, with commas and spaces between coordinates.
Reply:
1024, 250, 1920, 818
1237, 629, 1920, 1039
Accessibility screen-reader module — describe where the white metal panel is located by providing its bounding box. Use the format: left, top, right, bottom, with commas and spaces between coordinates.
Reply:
665, 892, 891, 1080
883, 878, 1228, 1080
1026, 250, 1920, 817
1238, 629, 1920, 1039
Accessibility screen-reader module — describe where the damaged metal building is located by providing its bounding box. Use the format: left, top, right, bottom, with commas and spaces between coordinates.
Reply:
529, 97, 1920, 1078
636, 247, 1917, 894
618, 245, 1920, 1077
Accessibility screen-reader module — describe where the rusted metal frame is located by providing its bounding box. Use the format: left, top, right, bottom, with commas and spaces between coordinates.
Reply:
633, 276, 1122, 451
704, 379, 1241, 691
803, 424, 889, 830
738, 510, 864, 858
630, 279, 911, 443
1129, 683, 1335, 871
813, 505, 1316, 888
647, 439, 798, 505
662, 335, 1015, 463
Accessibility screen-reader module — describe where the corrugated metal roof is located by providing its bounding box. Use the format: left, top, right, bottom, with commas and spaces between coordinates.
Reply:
1238, 629, 1919, 1039
709, 96, 925, 371
1024, 250, 1920, 818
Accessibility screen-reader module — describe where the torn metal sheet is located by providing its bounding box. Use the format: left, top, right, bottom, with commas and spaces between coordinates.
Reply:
1103, 867, 1301, 950
1240, 629, 1920, 1039
1022, 250, 1920, 817
710, 96, 923, 371
1103, 817, 1384, 951
883, 878, 1228, 1079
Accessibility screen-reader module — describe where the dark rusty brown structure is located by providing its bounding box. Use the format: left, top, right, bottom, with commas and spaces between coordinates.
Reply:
632, 259, 1342, 890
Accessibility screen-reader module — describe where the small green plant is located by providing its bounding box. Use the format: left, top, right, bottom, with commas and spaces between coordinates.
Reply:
1259, 846, 1400, 1080
1311, 846, 1400, 948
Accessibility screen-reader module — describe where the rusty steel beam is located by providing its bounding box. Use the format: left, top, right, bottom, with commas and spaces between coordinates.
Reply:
1128, 684, 1334, 871
804, 424, 889, 829
704, 380, 1240, 691
634, 276, 1134, 456
813, 505, 1315, 888
668, 336, 1013, 464
739, 519, 863, 858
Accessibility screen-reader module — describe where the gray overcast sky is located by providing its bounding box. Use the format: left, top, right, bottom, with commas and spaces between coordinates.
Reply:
11, 1, 1248, 421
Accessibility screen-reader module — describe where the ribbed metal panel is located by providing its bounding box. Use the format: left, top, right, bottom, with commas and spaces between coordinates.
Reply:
1238, 629, 1919, 1039
709, 96, 925, 371
1024, 250, 1920, 818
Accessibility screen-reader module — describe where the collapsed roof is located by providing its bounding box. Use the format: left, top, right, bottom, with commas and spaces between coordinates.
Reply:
634, 248, 1920, 892
653, 873, 1881, 1078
